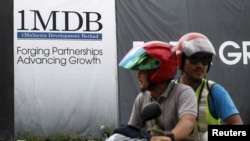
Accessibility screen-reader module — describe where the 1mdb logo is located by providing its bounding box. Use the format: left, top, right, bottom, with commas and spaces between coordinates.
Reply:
17, 10, 103, 32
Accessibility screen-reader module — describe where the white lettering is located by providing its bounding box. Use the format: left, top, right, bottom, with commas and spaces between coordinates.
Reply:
212, 129, 219, 136
219, 41, 250, 65
134, 40, 250, 65
219, 41, 241, 65
242, 41, 250, 64
212, 129, 247, 136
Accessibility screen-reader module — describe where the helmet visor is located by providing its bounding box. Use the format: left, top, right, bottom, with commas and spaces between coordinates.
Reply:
119, 46, 160, 70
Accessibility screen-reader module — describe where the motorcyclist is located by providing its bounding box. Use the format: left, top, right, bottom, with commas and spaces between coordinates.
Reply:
119, 41, 198, 141
175, 32, 243, 140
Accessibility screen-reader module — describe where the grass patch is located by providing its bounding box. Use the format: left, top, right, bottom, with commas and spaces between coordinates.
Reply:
12, 124, 116, 141
15, 131, 104, 141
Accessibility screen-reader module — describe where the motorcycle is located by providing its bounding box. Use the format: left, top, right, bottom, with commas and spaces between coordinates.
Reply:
101, 101, 162, 141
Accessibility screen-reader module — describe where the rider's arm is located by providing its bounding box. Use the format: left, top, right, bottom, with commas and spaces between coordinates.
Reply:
211, 83, 243, 124
171, 84, 197, 140
171, 113, 196, 141
150, 113, 196, 141
224, 114, 243, 124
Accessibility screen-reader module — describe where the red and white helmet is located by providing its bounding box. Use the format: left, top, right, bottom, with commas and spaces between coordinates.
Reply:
119, 41, 177, 84
175, 32, 216, 70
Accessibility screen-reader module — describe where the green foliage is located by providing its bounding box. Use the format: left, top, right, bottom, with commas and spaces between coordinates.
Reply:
15, 124, 117, 141
104, 124, 116, 136
16, 131, 104, 141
